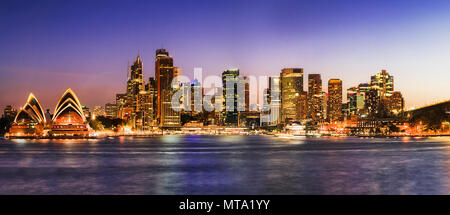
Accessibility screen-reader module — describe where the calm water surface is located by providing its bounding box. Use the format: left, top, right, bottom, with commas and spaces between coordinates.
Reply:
1, 135, 450, 194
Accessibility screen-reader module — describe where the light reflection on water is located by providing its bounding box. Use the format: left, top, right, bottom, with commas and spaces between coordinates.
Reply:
0, 136, 450, 194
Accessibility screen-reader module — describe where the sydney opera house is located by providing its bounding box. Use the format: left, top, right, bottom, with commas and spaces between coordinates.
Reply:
8, 89, 91, 138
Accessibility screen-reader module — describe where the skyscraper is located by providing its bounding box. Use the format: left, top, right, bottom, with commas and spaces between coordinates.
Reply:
222, 69, 240, 126
371, 69, 394, 98
327, 79, 343, 122
280, 68, 304, 123
137, 90, 154, 130
155, 49, 172, 126
308, 74, 323, 120
155, 49, 180, 127
126, 55, 145, 112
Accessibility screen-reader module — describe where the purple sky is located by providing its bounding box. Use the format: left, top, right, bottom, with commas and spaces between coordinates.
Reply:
1, 0, 450, 113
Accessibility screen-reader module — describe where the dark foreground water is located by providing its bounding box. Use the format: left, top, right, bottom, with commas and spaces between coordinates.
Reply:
1, 135, 450, 194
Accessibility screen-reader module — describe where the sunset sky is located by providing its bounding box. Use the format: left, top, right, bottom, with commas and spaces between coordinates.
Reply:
1, 0, 450, 112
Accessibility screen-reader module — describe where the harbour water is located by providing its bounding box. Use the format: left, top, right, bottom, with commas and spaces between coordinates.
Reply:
1, 135, 450, 194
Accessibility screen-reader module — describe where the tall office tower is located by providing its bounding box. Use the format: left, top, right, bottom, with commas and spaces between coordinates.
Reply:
327, 79, 343, 122
3, 105, 17, 119
308, 74, 323, 120
126, 55, 145, 113
155, 49, 180, 127
105, 103, 117, 119
163, 67, 181, 127
222, 69, 240, 126
280, 68, 304, 123
371, 70, 394, 98
137, 91, 154, 130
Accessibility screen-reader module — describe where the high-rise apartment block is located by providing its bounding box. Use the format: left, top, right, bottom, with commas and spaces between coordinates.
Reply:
280, 68, 304, 123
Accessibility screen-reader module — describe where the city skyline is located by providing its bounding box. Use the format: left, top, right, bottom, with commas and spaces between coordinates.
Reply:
1, 0, 450, 111
0, 50, 444, 113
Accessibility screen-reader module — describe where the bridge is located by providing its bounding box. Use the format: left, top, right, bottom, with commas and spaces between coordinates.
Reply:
408, 99, 450, 113
407, 99, 450, 130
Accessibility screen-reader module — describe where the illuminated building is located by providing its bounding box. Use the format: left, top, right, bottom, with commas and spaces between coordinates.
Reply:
238, 111, 261, 129
222, 69, 240, 126
137, 90, 154, 130
105, 103, 117, 118
3, 105, 17, 119
346, 87, 358, 116
346, 83, 370, 116
297, 91, 308, 120
123, 55, 145, 126
146, 77, 157, 121
183, 79, 204, 115
308, 74, 323, 120
371, 69, 394, 98
322, 91, 328, 120
155, 49, 180, 128
365, 88, 380, 116
213, 87, 223, 125
327, 79, 343, 122
386, 91, 404, 114
244, 76, 250, 112
93, 106, 105, 118
280, 68, 304, 123
127, 55, 145, 112
269, 77, 281, 125
82, 106, 90, 119
163, 67, 181, 127
342, 103, 350, 117
120, 106, 134, 123
9, 93, 46, 137
9, 89, 90, 138
51, 89, 89, 137
262, 77, 281, 127
115, 93, 126, 117
155, 48, 173, 126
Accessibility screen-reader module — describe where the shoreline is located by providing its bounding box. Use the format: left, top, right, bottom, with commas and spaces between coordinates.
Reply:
3, 133, 450, 140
